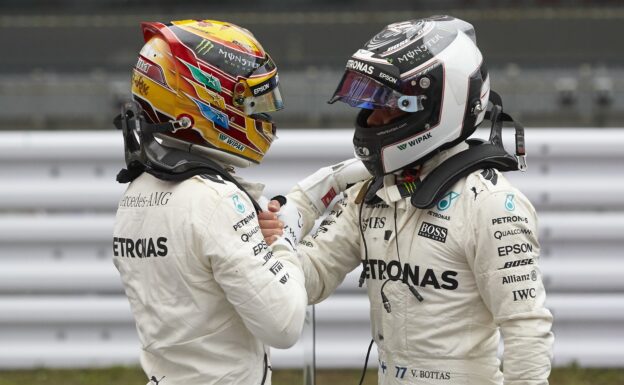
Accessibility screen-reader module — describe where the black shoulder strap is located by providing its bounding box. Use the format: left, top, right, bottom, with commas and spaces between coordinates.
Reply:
409, 140, 518, 208
114, 101, 263, 213
410, 93, 526, 209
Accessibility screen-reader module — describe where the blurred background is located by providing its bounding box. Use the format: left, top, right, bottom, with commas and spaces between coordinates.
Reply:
1, 1, 624, 385
1, 0, 624, 130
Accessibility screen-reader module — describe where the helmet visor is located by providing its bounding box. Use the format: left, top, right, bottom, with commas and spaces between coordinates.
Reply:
243, 56, 284, 115
243, 83, 284, 115
329, 70, 425, 112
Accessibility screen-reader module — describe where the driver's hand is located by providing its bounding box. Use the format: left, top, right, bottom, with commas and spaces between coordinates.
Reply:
258, 200, 283, 245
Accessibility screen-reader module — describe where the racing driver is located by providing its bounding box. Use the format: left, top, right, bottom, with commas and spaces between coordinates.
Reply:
112, 20, 309, 385
265, 15, 554, 385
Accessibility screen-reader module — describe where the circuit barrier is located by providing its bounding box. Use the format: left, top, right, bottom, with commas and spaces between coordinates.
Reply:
0, 129, 623, 369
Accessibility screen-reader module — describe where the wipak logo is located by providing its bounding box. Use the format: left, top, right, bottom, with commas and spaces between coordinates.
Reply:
397, 132, 432, 150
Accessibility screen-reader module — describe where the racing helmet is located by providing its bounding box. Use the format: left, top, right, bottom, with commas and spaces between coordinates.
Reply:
131, 19, 283, 167
329, 15, 490, 176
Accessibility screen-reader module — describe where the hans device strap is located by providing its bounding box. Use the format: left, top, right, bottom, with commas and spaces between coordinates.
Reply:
364, 91, 527, 209
114, 101, 262, 213
410, 91, 526, 209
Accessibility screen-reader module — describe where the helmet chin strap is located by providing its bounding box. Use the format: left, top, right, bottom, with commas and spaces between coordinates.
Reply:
114, 101, 262, 212
363, 90, 526, 209
157, 135, 253, 170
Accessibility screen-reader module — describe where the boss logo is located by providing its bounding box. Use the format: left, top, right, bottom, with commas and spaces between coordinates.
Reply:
418, 222, 448, 243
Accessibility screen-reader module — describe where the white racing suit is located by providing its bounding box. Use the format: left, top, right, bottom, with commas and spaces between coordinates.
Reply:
280, 143, 554, 385
113, 173, 307, 385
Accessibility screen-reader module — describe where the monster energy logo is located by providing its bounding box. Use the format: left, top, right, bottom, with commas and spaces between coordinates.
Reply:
398, 180, 420, 197
196, 39, 214, 55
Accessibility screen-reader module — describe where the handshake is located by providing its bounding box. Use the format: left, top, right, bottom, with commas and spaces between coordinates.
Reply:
259, 195, 302, 251
258, 158, 370, 252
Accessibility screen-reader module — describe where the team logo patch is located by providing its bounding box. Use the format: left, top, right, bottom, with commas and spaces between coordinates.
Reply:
505, 194, 516, 211
232, 194, 246, 213
436, 191, 459, 211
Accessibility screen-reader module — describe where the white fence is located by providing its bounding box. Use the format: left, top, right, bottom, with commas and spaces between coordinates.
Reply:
0, 129, 623, 369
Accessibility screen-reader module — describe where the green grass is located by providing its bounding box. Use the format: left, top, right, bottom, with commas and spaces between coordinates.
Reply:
0, 366, 622, 385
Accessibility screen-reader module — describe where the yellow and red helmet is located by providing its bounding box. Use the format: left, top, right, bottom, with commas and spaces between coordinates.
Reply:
130, 19, 283, 166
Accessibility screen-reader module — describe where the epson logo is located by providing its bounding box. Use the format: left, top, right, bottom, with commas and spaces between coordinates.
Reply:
253, 240, 269, 256
378, 72, 397, 84
253, 82, 270, 95
346, 59, 374, 75
497, 242, 533, 257
418, 222, 448, 243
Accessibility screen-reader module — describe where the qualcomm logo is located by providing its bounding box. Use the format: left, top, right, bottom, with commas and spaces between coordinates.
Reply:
436, 191, 459, 211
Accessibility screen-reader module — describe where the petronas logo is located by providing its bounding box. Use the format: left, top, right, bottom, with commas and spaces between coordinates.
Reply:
196, 39, 214, 55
